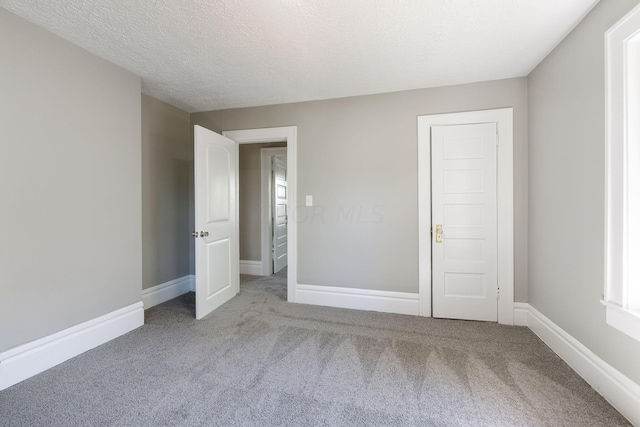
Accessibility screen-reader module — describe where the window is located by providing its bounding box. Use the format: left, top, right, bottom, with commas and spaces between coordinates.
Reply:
604, 4, 640, 341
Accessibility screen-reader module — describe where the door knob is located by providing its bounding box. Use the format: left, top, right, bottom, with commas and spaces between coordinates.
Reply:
435, 225, 443, 243
200, 231, 209, 237
192, 231, 198, 238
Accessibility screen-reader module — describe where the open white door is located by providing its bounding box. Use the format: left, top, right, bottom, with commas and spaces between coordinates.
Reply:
272, 156, 288, 273
194, 125, 239, 320
431, 123, 498, 322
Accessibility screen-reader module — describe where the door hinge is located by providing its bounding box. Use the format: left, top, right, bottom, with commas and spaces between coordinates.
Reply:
497, 285, 500, 299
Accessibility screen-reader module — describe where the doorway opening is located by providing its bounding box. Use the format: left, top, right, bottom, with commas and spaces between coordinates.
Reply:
236, 144, 288, 279
223, 127, 298, 303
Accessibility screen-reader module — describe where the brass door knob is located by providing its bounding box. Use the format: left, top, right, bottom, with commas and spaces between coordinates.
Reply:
435, 225, 443, 243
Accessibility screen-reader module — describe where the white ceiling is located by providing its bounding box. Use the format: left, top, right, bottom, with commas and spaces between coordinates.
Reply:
1, 0, 599, 112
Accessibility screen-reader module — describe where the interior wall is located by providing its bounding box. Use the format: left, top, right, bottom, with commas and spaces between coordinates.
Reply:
192, 77, 528, 298
142, 94, 192, 289
528, 0, 640, 384
0, 9, 142, 352
239, 142, 286, 261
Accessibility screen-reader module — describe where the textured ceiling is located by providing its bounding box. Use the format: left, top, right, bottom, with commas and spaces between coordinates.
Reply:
1, 0, 599, 112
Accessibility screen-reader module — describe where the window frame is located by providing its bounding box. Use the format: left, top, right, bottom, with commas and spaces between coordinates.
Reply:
604, 3, 640, 342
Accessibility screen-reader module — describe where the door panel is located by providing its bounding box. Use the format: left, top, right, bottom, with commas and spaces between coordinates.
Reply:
444, 238, 485, 263
444, 273, 486, 297
195, 125, 239, 320
206, 238, 231, 297
432, 123, 498, 321
205, 146, 230, 222
273, 156, 288, 273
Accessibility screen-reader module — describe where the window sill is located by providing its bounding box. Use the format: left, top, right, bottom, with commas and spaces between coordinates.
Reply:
601, 300, 640, 342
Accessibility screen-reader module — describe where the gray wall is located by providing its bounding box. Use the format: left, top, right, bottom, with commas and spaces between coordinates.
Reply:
528, 0, 640, 384
192, 77, 528, 297
239, 142, 287, 261
142, 95, 192, 289
0, 9, 142, 353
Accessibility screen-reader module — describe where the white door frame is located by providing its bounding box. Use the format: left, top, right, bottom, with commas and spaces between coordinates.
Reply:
260, 147, 287, 277
418, 108, 514, 325
223, 126, 297, 303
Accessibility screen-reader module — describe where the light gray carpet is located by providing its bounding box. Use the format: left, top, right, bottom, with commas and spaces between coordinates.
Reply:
0, 272, 630, 426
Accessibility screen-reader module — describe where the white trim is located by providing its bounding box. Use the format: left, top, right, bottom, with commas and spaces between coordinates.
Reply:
189, 274, 196, 292
417, 108, 514, 324
296, 284, 420, 316
602, 300, 640, 343
223, 126, 297, 303
605, 2, 640, 341
261, 147, 287, 277
142, 276, 192, 309
240, 260, 264, 276
0, 302, 144, 391
513, 302, 529, 326
224, 126, 290, 144
526, 304, 640, 426
417, 116, 433, 318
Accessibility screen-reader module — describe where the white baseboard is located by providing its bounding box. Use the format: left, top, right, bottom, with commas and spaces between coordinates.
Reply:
296, 284, 420, 316
240, 260, 264, 276
142, 275, 193, 309
189, 275, 195, 292
0, 302, 144, 391
524, 304, 640, 426
513, 302, 529, 326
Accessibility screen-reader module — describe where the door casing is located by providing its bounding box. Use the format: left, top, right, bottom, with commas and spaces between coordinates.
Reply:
418, 108, 514, 325
223, 127, 298, 304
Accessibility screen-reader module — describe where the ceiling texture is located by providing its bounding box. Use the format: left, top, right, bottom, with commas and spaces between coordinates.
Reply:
1, 0, 599, 112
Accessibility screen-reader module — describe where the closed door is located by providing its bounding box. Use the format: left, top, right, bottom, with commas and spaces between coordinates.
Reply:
272, 156, 288, 273
431, 123, 498, 321
194, 125, 239, 320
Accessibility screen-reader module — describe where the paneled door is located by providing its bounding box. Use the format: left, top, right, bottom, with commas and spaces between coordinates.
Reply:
272, 156, 288, 273
431, 123, 498, 321
194, 125, 239, 320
